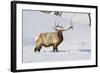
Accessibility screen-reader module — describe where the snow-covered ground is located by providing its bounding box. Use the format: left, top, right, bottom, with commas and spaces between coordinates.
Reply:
22, 23, 91, 63
23, 41, 91, 63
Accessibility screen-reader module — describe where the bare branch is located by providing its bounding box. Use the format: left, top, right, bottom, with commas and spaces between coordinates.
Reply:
40, 11, 52, 14
54, 11, 63, 17
88, 13, 91, 26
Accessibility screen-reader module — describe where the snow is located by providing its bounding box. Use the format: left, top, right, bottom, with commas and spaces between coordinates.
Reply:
23, 43, 91, 63
22, 23, 91, 63
22, 11, 91, 63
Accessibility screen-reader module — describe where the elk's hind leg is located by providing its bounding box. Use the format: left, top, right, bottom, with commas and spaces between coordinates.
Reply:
34, 47, 38, 52
38, 46, 42, 52
34, 47, 42, 52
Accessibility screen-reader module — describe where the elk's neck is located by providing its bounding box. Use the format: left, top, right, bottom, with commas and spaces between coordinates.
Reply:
58, 31, 63, 41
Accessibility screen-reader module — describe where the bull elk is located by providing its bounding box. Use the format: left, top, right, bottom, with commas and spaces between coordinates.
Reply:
34, 21, 73, 52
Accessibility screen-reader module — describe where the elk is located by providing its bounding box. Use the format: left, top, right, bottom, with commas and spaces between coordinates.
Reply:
34, 21, 73, 52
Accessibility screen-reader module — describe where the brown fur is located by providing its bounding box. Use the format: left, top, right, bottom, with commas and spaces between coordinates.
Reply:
34, 30, 64, 52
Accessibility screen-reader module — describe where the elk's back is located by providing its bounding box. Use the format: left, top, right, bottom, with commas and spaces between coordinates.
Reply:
36, 32, 60, 47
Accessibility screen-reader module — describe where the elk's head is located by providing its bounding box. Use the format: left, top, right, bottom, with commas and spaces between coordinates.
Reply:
53, 21, 73, 32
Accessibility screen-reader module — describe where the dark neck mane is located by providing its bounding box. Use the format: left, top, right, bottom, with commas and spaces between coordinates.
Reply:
58, 31, 63, 41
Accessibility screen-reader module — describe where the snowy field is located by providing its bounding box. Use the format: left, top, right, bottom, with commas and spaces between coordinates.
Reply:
22, 24, 91, 63
22, 10, 91, 63
23, 41, 91, 63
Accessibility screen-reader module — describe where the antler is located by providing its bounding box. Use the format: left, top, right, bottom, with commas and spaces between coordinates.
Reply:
61, 21, 73, 31
61, 26, 73, 31
53, 21, 64, 31
55, 22, 63, 28
53, 20, 59, 31
53, 20, 73, 31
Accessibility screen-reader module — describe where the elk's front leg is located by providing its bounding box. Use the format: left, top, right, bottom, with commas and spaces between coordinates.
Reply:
53, 45, 58, 52
56, 47, 58, 52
